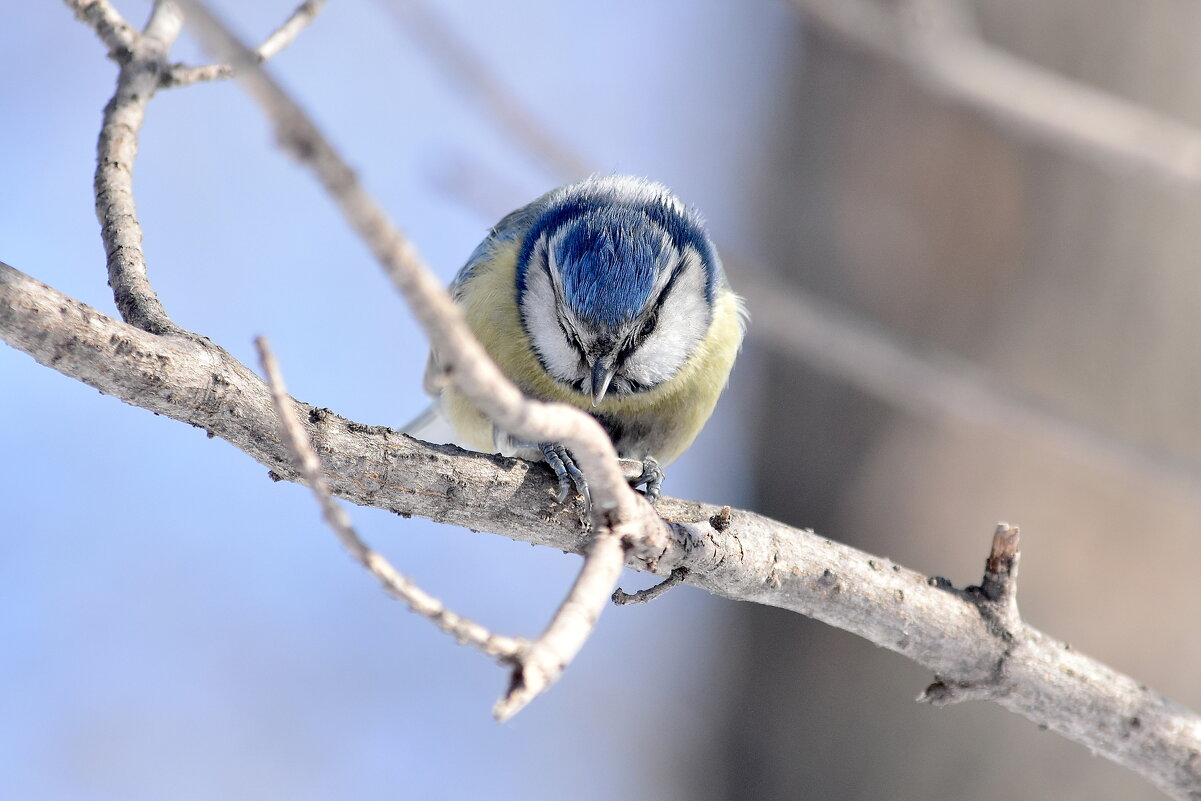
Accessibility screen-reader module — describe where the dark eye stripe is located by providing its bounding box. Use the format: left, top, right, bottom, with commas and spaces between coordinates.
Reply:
539, 237, 561, 290
559, 317, 587, 357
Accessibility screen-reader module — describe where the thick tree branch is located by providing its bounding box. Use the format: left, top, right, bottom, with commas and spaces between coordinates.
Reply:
26, 2, 1201, 794
113, 0, 665, 719
3, 260, 1200, 797
65, 0, 634, 717
0, 260, 585, 550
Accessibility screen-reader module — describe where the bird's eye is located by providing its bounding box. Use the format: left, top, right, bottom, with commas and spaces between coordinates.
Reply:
641, 308, 660, 338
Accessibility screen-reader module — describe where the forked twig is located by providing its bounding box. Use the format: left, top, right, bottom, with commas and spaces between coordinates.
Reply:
256, 336, 525, 662
164, 0, 329, 87
65, 0, 137, 57
178, 0, 664, 720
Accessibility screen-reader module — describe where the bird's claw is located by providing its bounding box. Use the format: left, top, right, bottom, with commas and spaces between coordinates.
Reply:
542, 448, 663, 507
629, 457, 664, 504
540, 443, 590, 506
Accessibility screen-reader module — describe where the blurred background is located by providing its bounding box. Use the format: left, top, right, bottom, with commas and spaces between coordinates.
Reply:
3, 1, 1200, 799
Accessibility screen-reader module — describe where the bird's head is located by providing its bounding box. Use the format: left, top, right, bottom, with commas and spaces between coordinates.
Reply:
516, 176, 721, 406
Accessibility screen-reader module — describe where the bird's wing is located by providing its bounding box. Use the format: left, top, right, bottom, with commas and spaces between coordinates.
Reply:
448, 197, 545, 301
409, 192, 554, 447
416, 193, 549, 402
417, 201, 544, 401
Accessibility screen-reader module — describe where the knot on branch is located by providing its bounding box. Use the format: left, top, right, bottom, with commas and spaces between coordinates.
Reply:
919, 673, 1008, 706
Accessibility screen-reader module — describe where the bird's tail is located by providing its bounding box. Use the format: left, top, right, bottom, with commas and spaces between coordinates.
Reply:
401, 402, 458, 446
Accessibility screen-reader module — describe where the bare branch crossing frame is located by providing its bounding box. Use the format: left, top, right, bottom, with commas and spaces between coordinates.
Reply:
2, 2, 1200, 798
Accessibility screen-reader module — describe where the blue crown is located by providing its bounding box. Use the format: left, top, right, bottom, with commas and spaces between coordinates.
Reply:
516, 180, 721, 325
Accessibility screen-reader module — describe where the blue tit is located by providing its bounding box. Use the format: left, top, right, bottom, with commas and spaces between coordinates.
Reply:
408, 175, 746, 503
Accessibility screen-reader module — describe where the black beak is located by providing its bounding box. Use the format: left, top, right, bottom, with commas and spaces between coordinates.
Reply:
590, 359, 617, 407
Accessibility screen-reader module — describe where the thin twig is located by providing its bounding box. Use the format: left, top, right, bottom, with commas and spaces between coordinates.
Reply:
176, 0, 662, 720
611, 567, 690, 606
143, 0, 183, 43
255, 336, 525, 662
65, 0, 138, 59
920, 521, 1023, 707
493, 528, 626, 720
163, 0, 328, 88
255, 0, 328, 61
76, 0, 184, 334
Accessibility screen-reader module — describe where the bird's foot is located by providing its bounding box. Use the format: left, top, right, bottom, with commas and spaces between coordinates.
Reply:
539, 442, 590, 505
628, 457, 664, 504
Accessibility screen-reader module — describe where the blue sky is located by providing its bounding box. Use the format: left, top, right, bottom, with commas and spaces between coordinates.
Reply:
0, 2, 796, 799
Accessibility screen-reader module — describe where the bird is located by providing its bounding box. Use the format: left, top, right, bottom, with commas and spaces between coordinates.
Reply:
407, 175, 746, 504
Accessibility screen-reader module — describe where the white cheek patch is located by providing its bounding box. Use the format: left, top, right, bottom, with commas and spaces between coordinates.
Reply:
624, 248, 710, 386
521, 244, 582, 384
